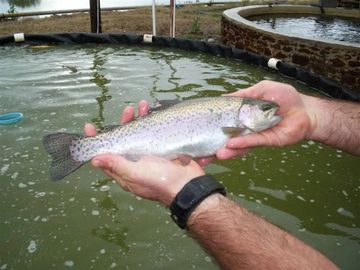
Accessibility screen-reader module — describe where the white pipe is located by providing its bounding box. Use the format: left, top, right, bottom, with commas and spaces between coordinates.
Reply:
152, 0, 157, 36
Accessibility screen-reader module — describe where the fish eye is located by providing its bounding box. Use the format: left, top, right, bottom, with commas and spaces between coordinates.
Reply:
261, 103, 273, 111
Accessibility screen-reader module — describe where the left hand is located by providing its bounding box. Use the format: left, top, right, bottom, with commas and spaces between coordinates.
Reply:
91, 154, 204, 206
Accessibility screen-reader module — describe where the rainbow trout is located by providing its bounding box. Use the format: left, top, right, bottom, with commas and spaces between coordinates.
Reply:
43, 96, 281, 180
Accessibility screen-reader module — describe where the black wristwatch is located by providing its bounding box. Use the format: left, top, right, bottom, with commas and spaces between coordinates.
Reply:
169, 175, 226, 229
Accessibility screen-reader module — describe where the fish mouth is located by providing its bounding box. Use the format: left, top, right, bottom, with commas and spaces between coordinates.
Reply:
266, 107, 282, 126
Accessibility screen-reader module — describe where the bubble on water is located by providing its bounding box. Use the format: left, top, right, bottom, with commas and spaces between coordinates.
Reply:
18, 183, 27, 188
307, 140, 315, 145
342, 190, 348, 197
92, 210, 100, 216
16, 136, 31, 141
28, 181, 35, 185
34, 216, 40, 222
297, 195, 306, 202
35, 192, 46, 198
41, 217, 48, 222
110, 262, 117, 268
64, 260, 74, 267
90, 197, 97, 203
100, 185, 110, 192
0, 164, 9, 175
69, 197, 75, 202
204, 256, 212, 263
48, 208, 53, 212
27, 240, 37, 254
129, 206, 134, 211
301, 144, 309, 149
11, 172, 19, 179
0, 264, 7, 270
100, 249, 106, 254
50, 112, 56, 116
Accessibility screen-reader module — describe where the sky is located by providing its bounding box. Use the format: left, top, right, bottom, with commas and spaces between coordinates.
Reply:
0, 0, 238, 14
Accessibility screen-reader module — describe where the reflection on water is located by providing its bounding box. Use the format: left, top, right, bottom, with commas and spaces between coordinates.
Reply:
248, 14, 360, 43
0, 45, 359, 270
88, 47, 112, 130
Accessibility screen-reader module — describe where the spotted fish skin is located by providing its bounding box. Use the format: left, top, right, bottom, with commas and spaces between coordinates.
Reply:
43, 96, 281, 180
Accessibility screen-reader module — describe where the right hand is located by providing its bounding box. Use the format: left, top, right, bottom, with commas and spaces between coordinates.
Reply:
216, 80, 314, 160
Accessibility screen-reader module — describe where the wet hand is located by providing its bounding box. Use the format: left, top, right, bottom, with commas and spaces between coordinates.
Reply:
92, 154, 204, 206
217, 80, 312, 160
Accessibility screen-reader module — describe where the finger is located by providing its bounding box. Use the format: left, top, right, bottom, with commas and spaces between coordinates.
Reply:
138, 100, 150, 117
226, 130, 276, 149
121, 106, 135, 124
84, 123, 97, 136
92, 154, 143, 181
216, 147, 250, 160
102, 169, 131, 192
196, 156, 215, 167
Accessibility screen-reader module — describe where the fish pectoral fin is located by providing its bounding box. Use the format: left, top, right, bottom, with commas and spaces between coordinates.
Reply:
222, 127, 247, 137
177, 154, 193, 166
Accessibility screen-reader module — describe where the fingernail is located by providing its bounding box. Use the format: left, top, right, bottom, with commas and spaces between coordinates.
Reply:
92, 159, 103, 168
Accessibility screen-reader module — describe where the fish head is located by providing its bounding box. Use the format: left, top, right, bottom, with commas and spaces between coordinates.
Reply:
238, 99, 282, 133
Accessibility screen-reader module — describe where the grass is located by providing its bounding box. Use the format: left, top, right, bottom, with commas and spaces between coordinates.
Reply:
0, 3, 241, 41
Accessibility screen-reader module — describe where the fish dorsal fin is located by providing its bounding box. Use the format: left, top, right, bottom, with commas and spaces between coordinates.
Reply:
222, 127, 247, 137
102, 124, 121, 133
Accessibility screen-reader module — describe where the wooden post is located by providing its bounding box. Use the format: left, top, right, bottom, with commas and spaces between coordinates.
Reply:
90, 0, 102, 33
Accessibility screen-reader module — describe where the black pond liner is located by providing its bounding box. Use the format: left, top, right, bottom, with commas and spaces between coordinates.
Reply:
1, 32, 359, 102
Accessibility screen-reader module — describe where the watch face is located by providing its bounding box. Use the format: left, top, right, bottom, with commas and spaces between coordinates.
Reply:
177, 189, 197, 209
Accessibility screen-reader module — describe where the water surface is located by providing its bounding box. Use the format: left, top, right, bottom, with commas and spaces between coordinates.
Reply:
0, 45, 359, 269
248, 14, 360, 43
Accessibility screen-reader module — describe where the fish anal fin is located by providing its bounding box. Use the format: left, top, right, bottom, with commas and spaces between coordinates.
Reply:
222, 127, 246, 137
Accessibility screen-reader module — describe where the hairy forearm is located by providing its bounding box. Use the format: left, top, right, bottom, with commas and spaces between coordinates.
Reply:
304, 95, 360, 156
187, 194, 338, 270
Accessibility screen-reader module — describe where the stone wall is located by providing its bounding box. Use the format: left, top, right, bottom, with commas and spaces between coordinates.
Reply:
221, 6, 360, 92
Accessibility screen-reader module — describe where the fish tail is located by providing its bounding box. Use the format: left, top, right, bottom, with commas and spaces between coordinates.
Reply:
42, 132, 84, 181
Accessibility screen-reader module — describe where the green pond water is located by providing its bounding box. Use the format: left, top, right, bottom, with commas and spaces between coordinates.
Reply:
0, 45, 359, 270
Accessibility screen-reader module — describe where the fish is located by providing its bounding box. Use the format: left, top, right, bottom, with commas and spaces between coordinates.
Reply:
43, 96, 281, 181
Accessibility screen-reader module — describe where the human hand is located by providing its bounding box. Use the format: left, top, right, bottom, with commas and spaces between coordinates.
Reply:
216, 80, 313, 160
92, 154, 204, 206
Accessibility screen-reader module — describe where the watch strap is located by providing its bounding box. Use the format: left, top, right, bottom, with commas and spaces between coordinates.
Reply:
170, 175, 226, 229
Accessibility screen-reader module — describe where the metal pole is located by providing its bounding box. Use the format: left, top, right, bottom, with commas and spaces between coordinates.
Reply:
169, 0, 175, 37
90, 0, 102, 33
152, 0, 157, 36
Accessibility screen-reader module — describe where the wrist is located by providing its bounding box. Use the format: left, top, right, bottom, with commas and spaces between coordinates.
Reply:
169, 175, 226, 229
302, 95, 333, 143
187, 193, 226, 227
